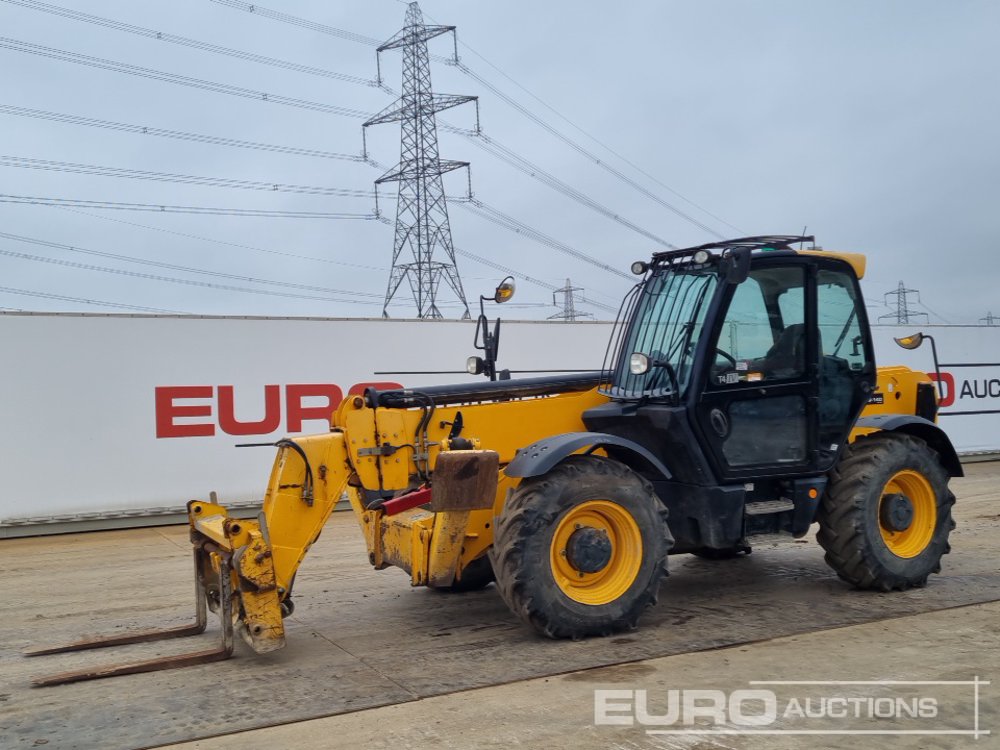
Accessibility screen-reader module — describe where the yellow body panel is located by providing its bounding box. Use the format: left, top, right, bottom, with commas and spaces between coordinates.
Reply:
797, 250, 867, 279
849, 366, 935, 442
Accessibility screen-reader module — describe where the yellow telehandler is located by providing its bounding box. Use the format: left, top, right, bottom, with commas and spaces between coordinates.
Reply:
27, 235, 960, 686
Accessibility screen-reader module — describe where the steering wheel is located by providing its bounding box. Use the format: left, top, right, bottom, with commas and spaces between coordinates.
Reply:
715, 348, 737, 368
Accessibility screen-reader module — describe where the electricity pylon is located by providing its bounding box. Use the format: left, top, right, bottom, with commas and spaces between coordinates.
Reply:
548, 278, 594, 322
363, 2, 478, 319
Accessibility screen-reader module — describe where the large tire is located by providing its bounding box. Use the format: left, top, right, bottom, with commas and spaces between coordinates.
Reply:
490, 455, 673, 639
817, 433, 955, 591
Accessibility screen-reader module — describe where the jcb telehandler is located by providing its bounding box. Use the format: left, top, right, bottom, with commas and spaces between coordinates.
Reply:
27, 235, 960, 686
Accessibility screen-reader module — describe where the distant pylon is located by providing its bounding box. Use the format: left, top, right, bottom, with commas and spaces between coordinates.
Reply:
363, 2, 478, 319
548, 278, 594, 322
879, 281, 929, 325
982, 312, 998, 326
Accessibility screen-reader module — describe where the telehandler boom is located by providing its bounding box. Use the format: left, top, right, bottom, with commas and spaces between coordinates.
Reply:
27, 236, 960, 686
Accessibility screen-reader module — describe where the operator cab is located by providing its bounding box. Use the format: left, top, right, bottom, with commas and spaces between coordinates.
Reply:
597, 235, 876, 485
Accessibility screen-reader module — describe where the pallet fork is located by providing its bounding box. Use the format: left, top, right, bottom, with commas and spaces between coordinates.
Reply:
24, 547, 235, 688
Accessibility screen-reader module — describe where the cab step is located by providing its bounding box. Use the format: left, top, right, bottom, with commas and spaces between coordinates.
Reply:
744, 500, 796, 516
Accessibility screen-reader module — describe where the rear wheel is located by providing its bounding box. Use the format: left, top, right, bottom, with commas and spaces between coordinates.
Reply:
817, 433, 955, 591
490, 455, 673, 638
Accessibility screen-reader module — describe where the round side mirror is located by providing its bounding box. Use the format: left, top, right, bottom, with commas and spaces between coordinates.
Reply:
494, 277, 516, 304
894, 332, 925, 350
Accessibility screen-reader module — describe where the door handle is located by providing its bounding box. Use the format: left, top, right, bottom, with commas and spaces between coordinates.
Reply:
709, 408, 730, 438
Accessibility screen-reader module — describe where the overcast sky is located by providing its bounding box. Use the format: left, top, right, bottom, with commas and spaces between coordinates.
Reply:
0, 0, 997, 323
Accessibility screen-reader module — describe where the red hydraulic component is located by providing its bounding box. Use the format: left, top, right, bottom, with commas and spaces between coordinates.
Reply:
381, 486, 432, 516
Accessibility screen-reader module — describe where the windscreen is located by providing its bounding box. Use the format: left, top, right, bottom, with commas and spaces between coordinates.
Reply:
601, 266, 718, 400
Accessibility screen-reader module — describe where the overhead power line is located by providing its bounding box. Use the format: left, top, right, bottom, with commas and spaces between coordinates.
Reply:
0, 194, 378, 219
459, 131, 676, 248
370, 212, 616, 312
0, 285, 186, 313
210, 0, 737, 239
0, 244, 385, 305
451, 62, 728, 240
441, 28, 744, 235
1, 0, 378, 86
0, 35, 681, 248
46, 204, 613, 312
0, 155, 376, 197
458, 199, 633, 280
0, 231, 383, 298
49, 205, 386, 272
209, 0, 383, 48
1, 100, 662, 256
0, 37, 371, 118
0, 104, 367, 162
916, 301, 950, 324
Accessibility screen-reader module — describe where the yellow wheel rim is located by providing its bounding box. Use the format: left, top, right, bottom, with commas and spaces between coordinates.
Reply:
549, 500, 643, 605
878, 470, 936, 558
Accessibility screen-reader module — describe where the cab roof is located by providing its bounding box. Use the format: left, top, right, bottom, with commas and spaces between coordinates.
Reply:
649, 234, 866, 279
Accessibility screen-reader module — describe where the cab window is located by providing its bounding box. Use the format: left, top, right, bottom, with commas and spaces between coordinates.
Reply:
712, 266, 807, 386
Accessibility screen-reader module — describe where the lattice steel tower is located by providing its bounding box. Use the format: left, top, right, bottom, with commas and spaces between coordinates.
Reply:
363, 2, 477, 319
548, 278, 593, 322
879, 281, 928, 325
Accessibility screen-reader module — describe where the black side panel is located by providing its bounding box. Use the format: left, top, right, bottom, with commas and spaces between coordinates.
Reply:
650, 481, 745, 552
583, 401, 719, 485
916, 382, 939, 423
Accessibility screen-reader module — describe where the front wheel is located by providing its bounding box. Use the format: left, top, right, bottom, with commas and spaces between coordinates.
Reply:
490, 455, 673, 639
817, 433, 955, 591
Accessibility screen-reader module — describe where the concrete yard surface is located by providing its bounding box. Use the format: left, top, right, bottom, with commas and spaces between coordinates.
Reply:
161, 601, 1000, 750
0, 462, 997, 750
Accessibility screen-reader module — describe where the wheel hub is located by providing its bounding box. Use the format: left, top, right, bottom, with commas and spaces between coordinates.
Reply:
565, 527, 613, 574
880, 492, 914, 532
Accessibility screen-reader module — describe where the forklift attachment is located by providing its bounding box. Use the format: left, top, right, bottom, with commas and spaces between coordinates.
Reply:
25, 549, 234, 687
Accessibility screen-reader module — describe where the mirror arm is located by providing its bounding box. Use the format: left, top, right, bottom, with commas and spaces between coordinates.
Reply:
925, 334, 943, 401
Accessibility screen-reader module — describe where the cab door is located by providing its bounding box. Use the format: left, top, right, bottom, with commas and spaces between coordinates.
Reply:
813, 262, 876, 466
693, 260, 817, 481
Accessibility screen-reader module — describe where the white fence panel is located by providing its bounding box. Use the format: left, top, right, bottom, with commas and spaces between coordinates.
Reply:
0, 313, 996, 529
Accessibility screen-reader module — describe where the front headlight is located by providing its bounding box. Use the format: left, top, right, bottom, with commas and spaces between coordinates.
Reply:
466, 356, 485, 375
629, 352, 651, 375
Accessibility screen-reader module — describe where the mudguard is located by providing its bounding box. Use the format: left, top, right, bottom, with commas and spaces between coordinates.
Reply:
505, 431, 672, 480
854, 414, 963, 477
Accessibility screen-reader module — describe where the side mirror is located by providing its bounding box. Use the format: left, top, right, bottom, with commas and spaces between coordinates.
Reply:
720, 246, 751, 285
472, 277, 515, 381
494, 277, 516, 304
893, 331, 944, 400
894, 332, 925, 350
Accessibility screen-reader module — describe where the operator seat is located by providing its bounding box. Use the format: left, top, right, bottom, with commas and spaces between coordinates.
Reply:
763, 323, 806, 379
